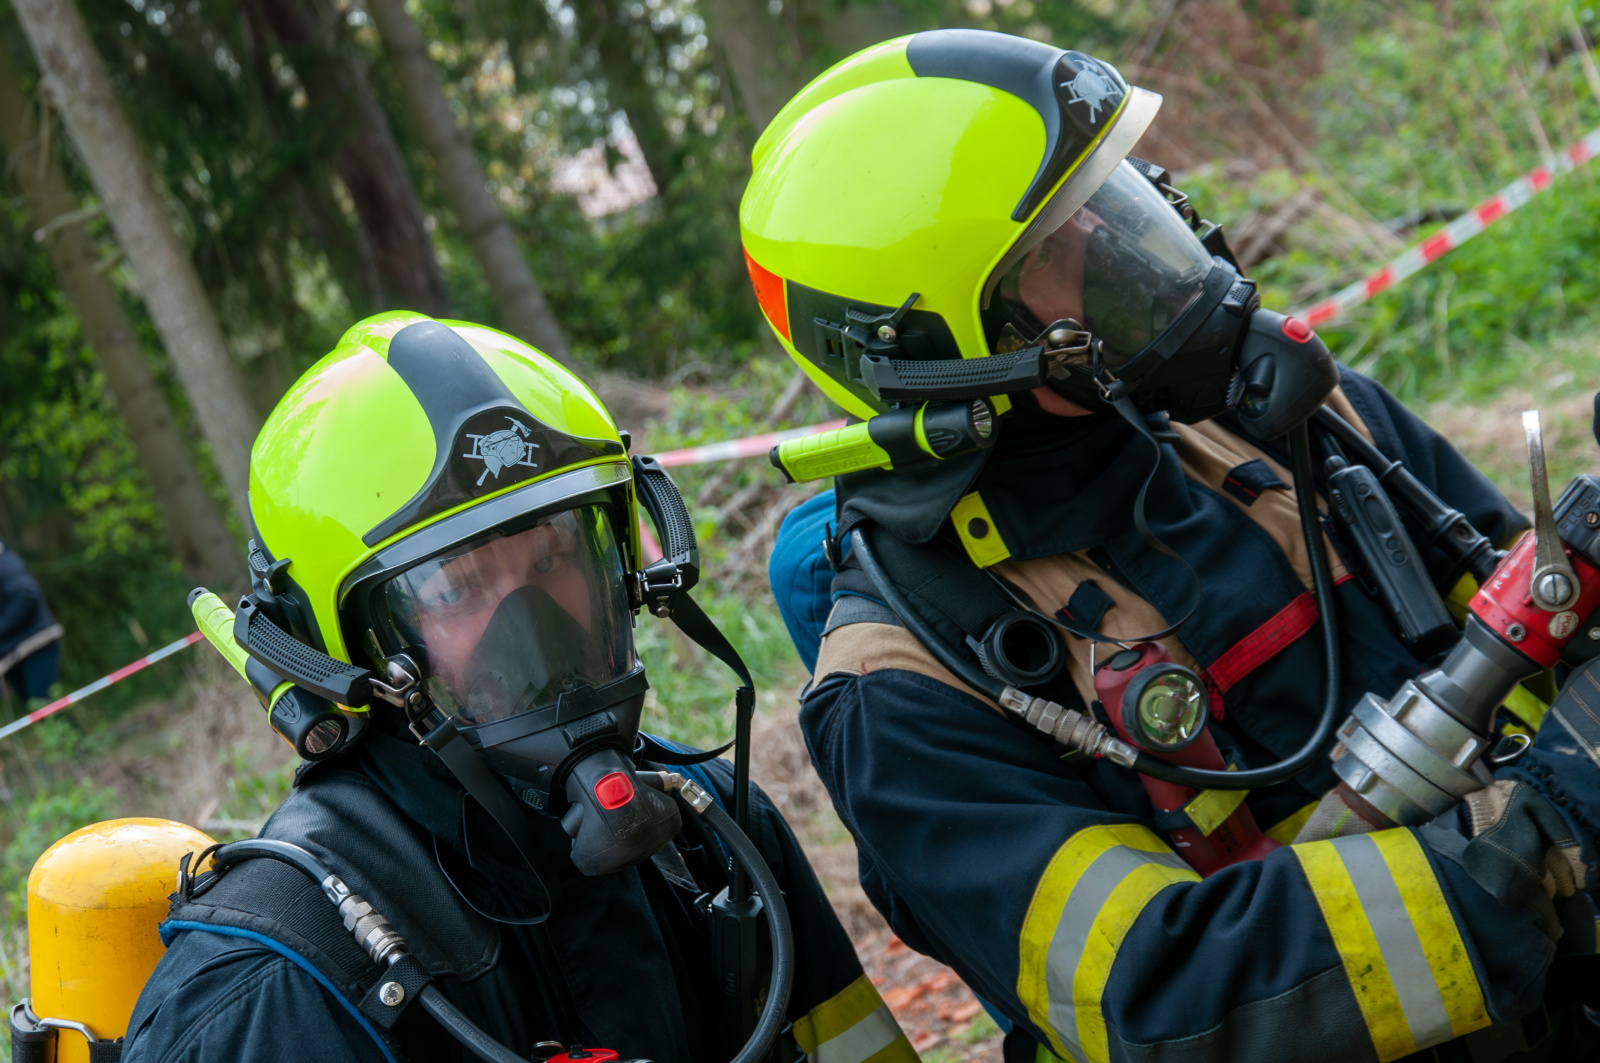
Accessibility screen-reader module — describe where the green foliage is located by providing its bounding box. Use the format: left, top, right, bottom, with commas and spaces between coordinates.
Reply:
1322, 179, 1600, 403
0, 782, 117, 904
1180, 0, 1600, 404
629, 361, 822, 745
635, 583, 802, 747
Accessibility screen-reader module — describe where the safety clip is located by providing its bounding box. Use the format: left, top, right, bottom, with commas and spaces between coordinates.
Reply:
369, 655, 421, 708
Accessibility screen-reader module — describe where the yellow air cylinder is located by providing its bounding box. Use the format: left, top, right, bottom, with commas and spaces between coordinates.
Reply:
27, 818, 215, 1063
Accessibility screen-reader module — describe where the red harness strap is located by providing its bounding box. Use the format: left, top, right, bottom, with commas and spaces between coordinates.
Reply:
1201, 576, 1351, 718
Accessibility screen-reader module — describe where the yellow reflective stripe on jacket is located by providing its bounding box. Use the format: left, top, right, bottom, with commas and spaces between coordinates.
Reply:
1017, 824, 1200, 1062
791, 974, 917, 1063
1294, 830, 1490, 1061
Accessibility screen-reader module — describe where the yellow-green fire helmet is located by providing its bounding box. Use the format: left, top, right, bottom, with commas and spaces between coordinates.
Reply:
739, 29, 1160, 419
246, 312, 634, 669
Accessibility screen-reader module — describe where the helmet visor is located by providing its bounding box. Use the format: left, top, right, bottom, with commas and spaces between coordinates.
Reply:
992, 160, 1214, 365
376, 506, 637, 726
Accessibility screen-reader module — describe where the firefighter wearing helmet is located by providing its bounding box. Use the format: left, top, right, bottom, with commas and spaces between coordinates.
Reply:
111, 314, 916, 1063
749, 29, 1600, 1063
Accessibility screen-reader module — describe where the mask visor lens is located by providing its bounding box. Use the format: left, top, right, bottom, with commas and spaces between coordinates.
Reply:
376, 506, 636, 725
992, 160, 1214, 365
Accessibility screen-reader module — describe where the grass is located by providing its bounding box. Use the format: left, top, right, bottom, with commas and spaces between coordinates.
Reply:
634, 582, 808, 750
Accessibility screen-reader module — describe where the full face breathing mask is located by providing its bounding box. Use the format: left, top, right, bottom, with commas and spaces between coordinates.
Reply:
364, 505, 681, 878
987, 158, 1337, 438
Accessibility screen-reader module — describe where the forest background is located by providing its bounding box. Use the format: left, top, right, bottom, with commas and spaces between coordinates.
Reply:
4, 0, 1600, 1056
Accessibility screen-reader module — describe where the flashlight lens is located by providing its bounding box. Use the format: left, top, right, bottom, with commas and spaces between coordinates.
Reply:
303, 717, 346, 756
1136, 673, 1205, 747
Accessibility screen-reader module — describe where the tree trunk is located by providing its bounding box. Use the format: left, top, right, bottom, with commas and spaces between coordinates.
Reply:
700, 0, 801, 133
13, 0, 261, 525
253, 0, 451, 318
238, 0, 377, 318
365, 0, 574, 367
0, 46, 240, 589
584, 0, 678, 195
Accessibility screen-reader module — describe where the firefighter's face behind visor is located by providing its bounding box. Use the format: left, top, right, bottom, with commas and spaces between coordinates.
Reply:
383, 507, 636, 726
993, 159, 1244, 423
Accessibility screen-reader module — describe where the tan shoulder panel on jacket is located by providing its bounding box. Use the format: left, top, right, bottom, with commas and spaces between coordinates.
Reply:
1170, 386, 1366, 589
812, 615, 998, 709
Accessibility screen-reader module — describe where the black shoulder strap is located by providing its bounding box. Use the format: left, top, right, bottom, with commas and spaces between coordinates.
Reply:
166, 856, 436, 1060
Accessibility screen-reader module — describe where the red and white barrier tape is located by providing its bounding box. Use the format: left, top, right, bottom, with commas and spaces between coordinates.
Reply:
1297, 126, 1600, 328
19, 132, 1596, 737
652, 419, 846, 467
0, 630, 204, 742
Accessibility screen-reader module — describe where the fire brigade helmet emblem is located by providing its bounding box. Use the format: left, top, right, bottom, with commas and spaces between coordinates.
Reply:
1060, 60, 1119, 122
463, 416, 539, 485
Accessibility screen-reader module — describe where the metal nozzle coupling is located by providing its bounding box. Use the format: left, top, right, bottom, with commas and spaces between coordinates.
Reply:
323, 873, 409, 967
999, 687, 1140, 767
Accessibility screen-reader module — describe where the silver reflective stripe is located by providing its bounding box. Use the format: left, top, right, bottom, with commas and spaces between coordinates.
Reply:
811, 1002, 902, 1063
1043, 844, 1192, 1062
1335, 834, 1454, 1046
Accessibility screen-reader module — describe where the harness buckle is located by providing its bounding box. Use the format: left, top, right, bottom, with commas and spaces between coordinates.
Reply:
636, 558, 684, 618
822, 522, 846, 573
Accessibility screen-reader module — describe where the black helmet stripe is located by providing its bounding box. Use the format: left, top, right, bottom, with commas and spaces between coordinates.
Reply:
905, 29, 1127, 222
364, 321, 622, 547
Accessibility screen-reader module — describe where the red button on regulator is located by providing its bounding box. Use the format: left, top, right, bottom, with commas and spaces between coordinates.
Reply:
593, 772, 635, 810
1281, 316, 1314, 343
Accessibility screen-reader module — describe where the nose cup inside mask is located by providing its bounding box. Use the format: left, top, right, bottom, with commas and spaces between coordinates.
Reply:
463, 584, 593, 722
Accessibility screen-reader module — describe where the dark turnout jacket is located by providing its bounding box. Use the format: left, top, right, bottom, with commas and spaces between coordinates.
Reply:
122, 731, 918, 1063
770, 368, 1600, 1063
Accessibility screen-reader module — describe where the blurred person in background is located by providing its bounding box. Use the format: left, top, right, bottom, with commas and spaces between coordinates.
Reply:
0, 537, 62, 711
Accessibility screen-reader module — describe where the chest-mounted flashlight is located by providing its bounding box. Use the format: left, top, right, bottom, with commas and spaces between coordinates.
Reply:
1093, 643, 1278, 875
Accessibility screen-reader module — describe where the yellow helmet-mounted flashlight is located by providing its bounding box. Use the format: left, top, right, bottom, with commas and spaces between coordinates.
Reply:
189, 589, 358, 761
771, 398, 997, 484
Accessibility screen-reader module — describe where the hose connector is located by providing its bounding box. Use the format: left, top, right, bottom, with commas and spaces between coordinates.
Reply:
322, 873, 409, 967
999, 687, 1139, 767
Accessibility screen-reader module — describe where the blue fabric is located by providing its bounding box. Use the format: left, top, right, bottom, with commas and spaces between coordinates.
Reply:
142, 922, 398, 1063
0, 543, 55, 660
10, 641, 59, 701
769, 491, 842, 673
